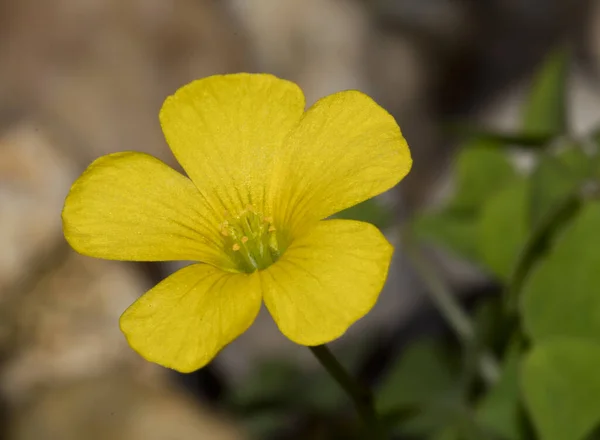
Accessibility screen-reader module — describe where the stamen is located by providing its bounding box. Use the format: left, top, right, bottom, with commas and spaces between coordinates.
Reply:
220, 208, 285, 273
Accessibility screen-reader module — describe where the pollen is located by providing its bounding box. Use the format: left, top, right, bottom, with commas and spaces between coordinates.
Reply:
219, 205, 284, 273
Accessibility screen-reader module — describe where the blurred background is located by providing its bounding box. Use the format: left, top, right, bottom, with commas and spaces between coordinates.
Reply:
1, 0, 600, 439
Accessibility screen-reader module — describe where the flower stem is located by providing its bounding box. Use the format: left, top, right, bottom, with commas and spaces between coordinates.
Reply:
309, 345, 386, 439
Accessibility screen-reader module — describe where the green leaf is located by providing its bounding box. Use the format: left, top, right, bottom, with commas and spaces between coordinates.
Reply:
521, 48, 570, 136
521, 338, 600, 440
529, 153, 579, 228
521, 201, 600, 344
413, 212, 480, 261
450, 140, 517, 214
377, 339, 461, 436
478, 179, 530, 280
477, 350, 523, 440
377, 339, 456, 412
432, 417, 495, 440
242, 412, 289, 439
228, 360, 303, 408
557, 145, 592, 178
505, 188, 582, 315
432, 427, 461, 440
333, 197, 395, 230
412, 141, 517, 262
299, 369, 347, 413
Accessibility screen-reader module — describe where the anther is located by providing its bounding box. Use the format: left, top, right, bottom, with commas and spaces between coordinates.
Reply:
220, 208, 284, 272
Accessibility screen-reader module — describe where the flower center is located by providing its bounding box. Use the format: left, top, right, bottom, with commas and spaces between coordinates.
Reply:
220, 205, 283, 273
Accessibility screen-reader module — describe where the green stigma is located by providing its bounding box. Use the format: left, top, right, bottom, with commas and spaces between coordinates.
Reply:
220, 206, 283, 273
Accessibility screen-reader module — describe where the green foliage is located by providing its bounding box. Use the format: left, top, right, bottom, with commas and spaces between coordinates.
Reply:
230, 360, 302, 408
477, 348, 523, 440
478, 179, 529, 280
522, 339, 600, 440
414, 141, 519, 264
376, 339, 475, 437
557, 145, 592, 177
529, 153, 579, 228
413, 212, 480, 261
521, 202, 600, 344
377, 339, 458, 414
228, 345, 370, 438
521, 48, 569, 136
402, 45, 600, 440
450, 140, 517, 213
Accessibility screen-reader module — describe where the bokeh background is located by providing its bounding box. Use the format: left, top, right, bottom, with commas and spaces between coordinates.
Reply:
1, 0, 600, 439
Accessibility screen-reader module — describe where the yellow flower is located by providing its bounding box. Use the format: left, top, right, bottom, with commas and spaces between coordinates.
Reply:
62, 73, 412, 373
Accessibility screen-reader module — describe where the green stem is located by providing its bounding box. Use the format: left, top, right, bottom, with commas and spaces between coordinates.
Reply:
402, 228, 501, 385
309, 345, 386, 439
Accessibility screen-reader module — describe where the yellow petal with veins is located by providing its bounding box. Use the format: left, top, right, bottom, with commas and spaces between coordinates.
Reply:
159, 73, 306, 219
62, 152, 233, 269
272, 90, 412, 235
261, 219, 393, 345
120, 264, 262, 372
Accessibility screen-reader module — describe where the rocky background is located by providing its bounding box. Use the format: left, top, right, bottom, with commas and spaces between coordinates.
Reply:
0, 0, 599, 439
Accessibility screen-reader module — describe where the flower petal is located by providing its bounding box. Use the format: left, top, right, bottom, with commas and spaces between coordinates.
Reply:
273, 90, 412, 233
63, 152, 231, 268
260, 219, 393, 345
120, 264, 262, 373
159, 73, 305, 217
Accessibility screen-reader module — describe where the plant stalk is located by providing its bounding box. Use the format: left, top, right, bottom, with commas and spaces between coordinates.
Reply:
309, 344, 387, 439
